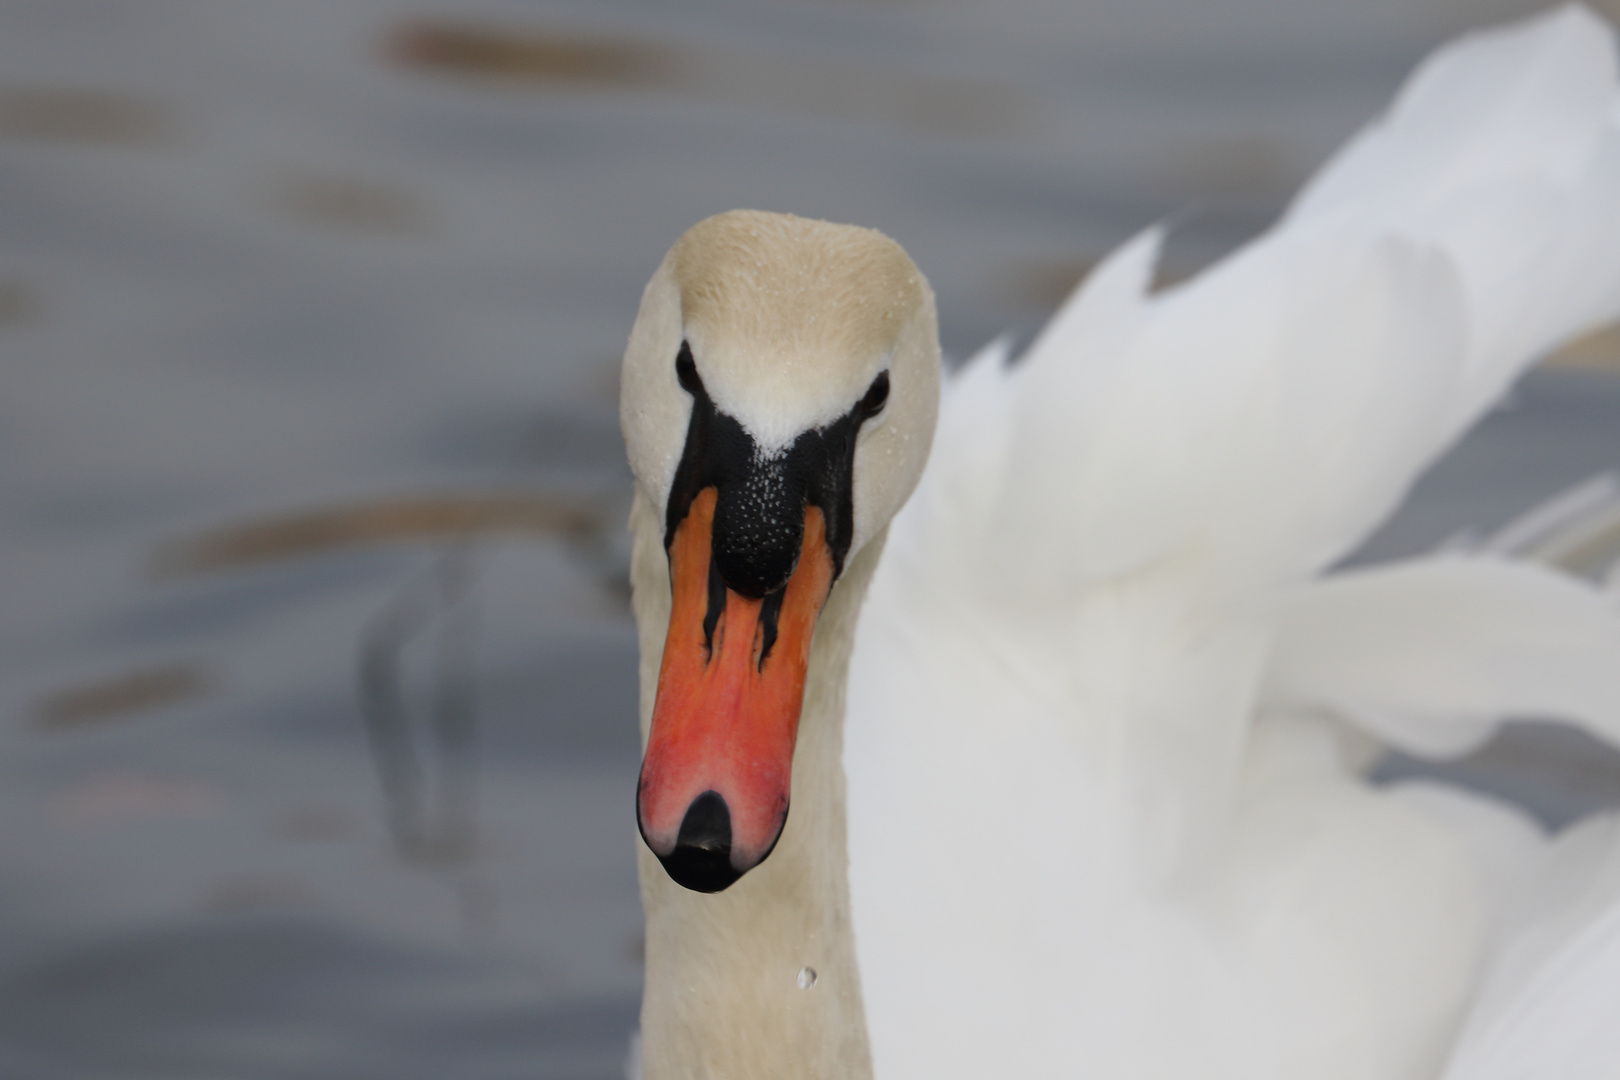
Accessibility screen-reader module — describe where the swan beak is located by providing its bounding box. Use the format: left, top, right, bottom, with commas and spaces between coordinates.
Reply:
637, 487, 834, 892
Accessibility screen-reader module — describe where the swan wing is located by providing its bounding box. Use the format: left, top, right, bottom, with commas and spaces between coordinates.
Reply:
849, 8, 1620, 1079
1264, 555, 1620, 759
1290, 4, 1620, 391
1439, 814, 1620, 1080
971, 3, 1620, 602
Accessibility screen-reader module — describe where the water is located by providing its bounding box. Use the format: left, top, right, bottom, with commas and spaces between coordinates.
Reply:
1, 0, 1618, 1075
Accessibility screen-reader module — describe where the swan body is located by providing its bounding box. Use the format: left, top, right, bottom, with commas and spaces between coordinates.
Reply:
620, 7, 1620, 1079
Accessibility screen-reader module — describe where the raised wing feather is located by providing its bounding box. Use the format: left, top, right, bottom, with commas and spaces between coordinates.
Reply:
1264, 556, 1620, 758
971, 4, 1620, 600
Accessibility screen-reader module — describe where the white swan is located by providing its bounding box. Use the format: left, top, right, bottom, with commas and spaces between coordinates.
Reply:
619, 7, 1620, 1079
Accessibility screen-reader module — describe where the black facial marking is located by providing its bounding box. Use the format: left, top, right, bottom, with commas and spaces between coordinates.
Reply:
702, 555, 726, 657
756, 588, 786, 671
664, 342, 886, 614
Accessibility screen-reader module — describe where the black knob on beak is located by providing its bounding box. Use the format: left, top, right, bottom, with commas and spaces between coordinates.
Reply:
657, 790, 743, 893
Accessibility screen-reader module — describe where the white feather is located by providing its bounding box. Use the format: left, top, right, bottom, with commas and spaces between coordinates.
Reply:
846, 7, 1620, 1079
1442, 814, 1620, 1080
1265, 557, 1620, 758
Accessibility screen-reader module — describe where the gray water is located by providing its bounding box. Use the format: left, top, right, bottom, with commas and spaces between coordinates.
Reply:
3, 1, 1619, 1076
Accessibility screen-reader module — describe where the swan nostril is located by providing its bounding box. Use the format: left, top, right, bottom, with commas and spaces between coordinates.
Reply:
658, 791, 743, 893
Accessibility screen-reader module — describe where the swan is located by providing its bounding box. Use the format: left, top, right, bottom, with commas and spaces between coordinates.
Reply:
618, 7, 1620, 1079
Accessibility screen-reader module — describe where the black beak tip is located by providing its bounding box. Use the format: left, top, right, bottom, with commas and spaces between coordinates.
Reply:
657, 846, 744, 893
656, 790, 745, 893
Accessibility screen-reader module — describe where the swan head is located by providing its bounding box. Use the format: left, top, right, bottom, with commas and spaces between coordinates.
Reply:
622, 209, 939, 892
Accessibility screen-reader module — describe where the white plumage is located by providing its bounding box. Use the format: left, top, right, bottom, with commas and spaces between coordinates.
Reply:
844, 7, 1620, 1078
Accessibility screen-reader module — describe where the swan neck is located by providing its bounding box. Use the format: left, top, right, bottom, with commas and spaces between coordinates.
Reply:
630, 488, 884, 1080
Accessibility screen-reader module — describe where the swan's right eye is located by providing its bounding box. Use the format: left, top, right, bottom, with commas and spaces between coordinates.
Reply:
676, 342, 702, 394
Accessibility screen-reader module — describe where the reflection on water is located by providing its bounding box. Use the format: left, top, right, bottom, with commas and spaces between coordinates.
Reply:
33, 661, 218, 730
152, 493, 611, 576
1554, 323, 1620, 373
0, 918, 640, 1080
387, 19, 1025, 136
388, 22, 679, 89
273, 172, 430, 235
0, 87, 176, 148
2, 0, 1619, 1076
0, 280, 38, 328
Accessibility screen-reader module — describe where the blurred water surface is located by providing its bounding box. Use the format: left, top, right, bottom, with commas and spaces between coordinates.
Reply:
2, 1, 1619, 1076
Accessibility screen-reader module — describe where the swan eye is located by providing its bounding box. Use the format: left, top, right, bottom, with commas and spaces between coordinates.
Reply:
857, 370, 890, 419
675, 342, 702, 394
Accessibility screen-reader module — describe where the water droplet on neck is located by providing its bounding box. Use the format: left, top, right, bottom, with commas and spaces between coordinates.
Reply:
797, 966, 817, 990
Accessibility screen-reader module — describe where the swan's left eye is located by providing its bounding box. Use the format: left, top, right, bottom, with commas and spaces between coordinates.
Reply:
857, 370, 890, 419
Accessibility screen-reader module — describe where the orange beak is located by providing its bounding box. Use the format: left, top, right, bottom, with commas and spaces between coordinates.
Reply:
636, 487, 834, 892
